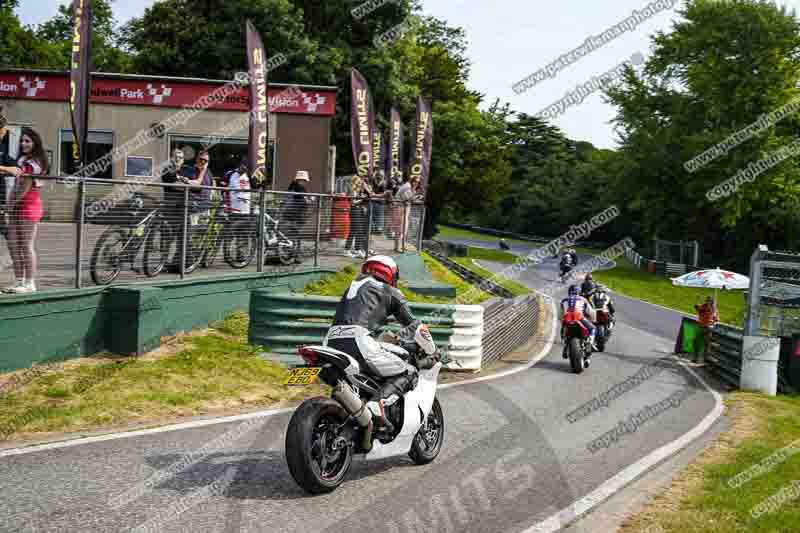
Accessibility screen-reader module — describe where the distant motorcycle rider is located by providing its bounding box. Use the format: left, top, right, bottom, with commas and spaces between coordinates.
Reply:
323, 255, 438, 401
559, 250, 576, 280
580, 272, 598, 298
560, 285, 598, 352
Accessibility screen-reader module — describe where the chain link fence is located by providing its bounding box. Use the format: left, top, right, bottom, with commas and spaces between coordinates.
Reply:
0, 176, 426, 294
745, 246, 800, 338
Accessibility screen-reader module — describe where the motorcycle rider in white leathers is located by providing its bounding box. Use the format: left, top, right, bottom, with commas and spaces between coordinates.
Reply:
322, 255, 437, 401
591, 285, 616, 330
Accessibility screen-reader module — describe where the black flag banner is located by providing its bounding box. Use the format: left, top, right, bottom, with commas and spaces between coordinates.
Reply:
69, 0, 92, 173
350, 68, 375, 180
246, 19, 269, 187
388, 106, 404, 185
372, 129, 384, 181
409, 96, 433, 197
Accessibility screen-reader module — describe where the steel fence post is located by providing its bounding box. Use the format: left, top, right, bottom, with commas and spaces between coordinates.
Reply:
366, 200, 373, 255
314, 197, 322, 268
180, 187, 189, 280
401, 202, 408, 253
417, 205, 426, 252
74, 180, 86, 289
257, 191, 267, 273
744, 244, 768, 336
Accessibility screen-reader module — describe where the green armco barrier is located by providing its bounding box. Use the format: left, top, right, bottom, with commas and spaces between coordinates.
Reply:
0, 269, 333, 373
249, 291, 484, 369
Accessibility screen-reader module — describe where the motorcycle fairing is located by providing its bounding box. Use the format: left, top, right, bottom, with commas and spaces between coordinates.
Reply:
359, 362, 442, 461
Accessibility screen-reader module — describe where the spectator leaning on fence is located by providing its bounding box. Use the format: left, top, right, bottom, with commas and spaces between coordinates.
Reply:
161, 147, 197, 270
0, 107, 17, 261
345, 174, 373, 258
285, 170, 314, 264
227, 158, 251, 216
394, 176, 421, 251
3, 127, 48, 294
386, 171, 402, 239
370, 169, 389, 235
694, 296, 719, 363
190, 150, 214, 202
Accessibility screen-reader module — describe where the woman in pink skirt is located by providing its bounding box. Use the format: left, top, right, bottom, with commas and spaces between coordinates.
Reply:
3, 127, 47, 294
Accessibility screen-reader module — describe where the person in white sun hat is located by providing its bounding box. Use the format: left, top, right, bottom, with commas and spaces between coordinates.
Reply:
286, 169, 314, 264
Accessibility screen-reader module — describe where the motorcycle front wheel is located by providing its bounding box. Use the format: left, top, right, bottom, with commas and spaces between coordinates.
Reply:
409, 396, 444, 465
568, 337, 585, 374
285, 397, 354, 494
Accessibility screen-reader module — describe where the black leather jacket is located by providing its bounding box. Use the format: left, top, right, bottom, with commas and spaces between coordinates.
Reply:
332, 275, 418, 334
581, 279, 597, 296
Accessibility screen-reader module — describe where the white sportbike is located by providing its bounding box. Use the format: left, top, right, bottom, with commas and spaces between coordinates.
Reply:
284, 323, 445, 494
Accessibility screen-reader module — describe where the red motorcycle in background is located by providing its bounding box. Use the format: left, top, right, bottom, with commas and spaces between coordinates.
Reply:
561, 310, 592, 374
592, 289, 614, 353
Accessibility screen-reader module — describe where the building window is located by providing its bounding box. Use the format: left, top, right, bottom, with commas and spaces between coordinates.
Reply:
59, 130, 114, 179
125, 156, 154, 178
168, 134, 275, 186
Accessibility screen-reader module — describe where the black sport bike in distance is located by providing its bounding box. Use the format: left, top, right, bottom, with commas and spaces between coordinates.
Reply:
89, 192, 175, 285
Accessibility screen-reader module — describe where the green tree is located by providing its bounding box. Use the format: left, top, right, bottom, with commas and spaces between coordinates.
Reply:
605, 0, 800, 268
36, 0, 132, 72
0, 0, 60, 68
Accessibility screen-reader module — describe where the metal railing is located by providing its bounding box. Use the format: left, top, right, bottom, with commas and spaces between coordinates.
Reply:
0, 176, 426, 294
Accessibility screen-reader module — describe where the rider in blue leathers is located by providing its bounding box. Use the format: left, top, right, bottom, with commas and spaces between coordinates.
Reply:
560, 285, 598, 354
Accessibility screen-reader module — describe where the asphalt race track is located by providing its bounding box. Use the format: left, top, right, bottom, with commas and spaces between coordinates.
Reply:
0, 246, 721, 533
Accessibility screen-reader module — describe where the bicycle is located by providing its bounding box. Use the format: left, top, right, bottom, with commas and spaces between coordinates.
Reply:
89, 192, 174, 285
225, 205, 297, 268
182, 196, 246, 274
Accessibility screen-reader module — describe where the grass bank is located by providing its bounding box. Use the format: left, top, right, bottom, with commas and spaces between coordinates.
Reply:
435, 225, 535, 246
592, 257, 745, 327
0, 312, 326, 443
621, 393, 800, 533
451, 257, 531, 297
302, 252, 493, 304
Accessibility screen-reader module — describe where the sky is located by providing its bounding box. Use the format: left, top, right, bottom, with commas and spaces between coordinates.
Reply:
15, 0, 800, 149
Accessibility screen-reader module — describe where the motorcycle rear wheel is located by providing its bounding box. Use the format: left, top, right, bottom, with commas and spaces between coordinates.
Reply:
569, 337, 585, 374
285, 397, 354, 494
596, 326, 607, 352
409, 396, 444, 464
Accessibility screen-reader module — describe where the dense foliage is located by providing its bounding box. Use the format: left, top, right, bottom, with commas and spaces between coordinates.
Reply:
3, 0, 800, 264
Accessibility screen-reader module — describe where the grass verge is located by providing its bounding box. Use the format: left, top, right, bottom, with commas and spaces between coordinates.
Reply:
0, 311, 327, 443
452, 257, 531, 297
302, 252, 493, 305
592, 257, 745, 327
435, 224, 605, 255
465, 246, 519, 264
620, 393, 800, 533
435, 225, 535, 246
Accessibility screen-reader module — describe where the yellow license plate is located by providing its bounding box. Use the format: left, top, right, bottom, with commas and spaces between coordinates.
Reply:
284, 367, 321, 386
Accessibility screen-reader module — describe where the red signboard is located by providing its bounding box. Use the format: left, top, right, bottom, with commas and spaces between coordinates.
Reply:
0, 71, 336, 115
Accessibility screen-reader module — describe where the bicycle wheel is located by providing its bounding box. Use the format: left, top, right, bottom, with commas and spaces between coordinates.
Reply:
225, 220, 257, 268
143, 221, 171, 278
184, 225, 207, 275
277, 237, 298, 265
90, 228, 129, 285
202, 224, 223, 269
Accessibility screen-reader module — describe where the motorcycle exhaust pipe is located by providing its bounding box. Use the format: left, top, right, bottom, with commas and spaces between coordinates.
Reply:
332, 381, 374, 451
